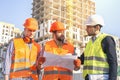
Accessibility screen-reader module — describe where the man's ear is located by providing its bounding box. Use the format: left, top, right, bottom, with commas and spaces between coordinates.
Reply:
95, 25, 101, 31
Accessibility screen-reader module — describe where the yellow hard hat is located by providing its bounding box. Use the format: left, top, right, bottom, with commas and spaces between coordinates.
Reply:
23, 18, 38, 30
50, 21, 65, 32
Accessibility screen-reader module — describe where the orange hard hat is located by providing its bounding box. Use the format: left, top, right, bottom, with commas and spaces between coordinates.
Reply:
50, 21, 65, 32
23, 18, 38, 30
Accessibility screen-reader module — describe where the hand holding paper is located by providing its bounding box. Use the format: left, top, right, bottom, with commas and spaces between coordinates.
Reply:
74, 59, 81, 70
37, 57, 46, 70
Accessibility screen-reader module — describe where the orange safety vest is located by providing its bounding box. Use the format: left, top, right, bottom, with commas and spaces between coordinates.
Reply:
42, 40, 74, 80
10, 38, 40, 80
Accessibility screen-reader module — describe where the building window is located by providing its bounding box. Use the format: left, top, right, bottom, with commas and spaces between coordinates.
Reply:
45, 27, 47, 33
38, 32, 40, 38
66, 32, 69, 38
3, 25, 5, 28
41, 20, 43, 23
73, 34, 75, 39
12, 27, 14, 30
11, 35, 13, 37
5, 33, 8, 35
6, 26, 8, 28
6, 30, 8, 32
2, 29, 4, 34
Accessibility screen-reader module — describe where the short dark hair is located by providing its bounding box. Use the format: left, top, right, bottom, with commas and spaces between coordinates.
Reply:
94, 24, 102, 28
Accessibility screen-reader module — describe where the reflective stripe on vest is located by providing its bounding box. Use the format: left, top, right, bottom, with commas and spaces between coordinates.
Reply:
83, 33, 109, 78
11, 58, 35, 72
10, 38, 39, 80
44, 70, 73, 75
84, 66, 109, 72
10, 70, 38, 79
84, 56, 107, 62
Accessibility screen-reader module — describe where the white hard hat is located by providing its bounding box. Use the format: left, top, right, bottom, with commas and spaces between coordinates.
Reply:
85, 14, 104, 26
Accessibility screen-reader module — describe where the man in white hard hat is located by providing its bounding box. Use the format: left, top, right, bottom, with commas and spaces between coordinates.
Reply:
78, 14, 117, 80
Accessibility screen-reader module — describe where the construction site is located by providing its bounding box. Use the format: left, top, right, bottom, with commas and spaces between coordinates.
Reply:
0, 0, 120, 80
32, 0, 95, 55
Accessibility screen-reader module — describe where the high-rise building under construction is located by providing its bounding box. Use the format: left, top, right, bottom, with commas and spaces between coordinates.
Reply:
32, 0, 95, 54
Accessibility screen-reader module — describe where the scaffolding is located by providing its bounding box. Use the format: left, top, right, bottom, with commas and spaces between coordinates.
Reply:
66, 0, 73, 43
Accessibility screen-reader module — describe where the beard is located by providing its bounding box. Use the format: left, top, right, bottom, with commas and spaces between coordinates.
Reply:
87, 31, 96, 36
57, 35, 65, 42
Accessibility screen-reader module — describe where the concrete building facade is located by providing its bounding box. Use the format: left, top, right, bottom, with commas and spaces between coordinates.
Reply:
32, 0, 95, 55
0, 22, 21, 44
0, 22, 21, 72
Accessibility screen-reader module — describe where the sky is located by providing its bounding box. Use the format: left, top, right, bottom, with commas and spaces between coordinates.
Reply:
0, 0, 32, 30
0, 0, 120, 38
94, 0, 120, 38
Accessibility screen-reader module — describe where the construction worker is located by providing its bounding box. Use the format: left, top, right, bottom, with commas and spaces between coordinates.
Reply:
78, 14, 117, 80
3, 18, 41, 80
38, 21, 81, 80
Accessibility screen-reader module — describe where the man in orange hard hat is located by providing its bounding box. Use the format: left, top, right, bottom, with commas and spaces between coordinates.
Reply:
3, 18, 41, 80
38, 21, 81, 80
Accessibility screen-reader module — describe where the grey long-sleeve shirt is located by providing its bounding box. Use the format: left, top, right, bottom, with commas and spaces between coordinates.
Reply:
3, 41, 13, 74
